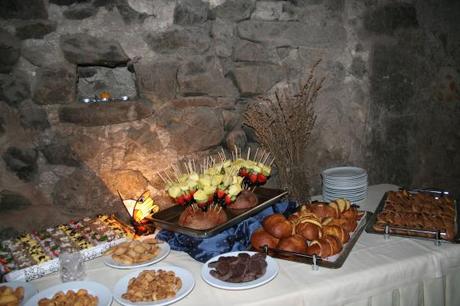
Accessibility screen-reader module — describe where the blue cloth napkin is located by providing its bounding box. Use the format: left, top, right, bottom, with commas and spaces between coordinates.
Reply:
156, 200, 297, 263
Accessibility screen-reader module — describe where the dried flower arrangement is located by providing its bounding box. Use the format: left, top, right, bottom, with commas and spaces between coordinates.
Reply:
244, 61, 325, 202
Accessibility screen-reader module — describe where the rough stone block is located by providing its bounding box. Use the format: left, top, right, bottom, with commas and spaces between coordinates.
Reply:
145, 25, 211, 55
225, 128, 247, 151
41, 143, 81, 167
135, 60, 179, 102
233, 40, 277, 63
0, 73, 31, 107
102, 169, 149, 200
0, 190, 31, 211
63, 3, 98, 20
116, 0, 148, 24
210, 0, 256, 22
67, 134, 101, 162
0, 30, 21, 73
233, 63, 283, 96
238, 20, 346, 48
21, 38, 65, 67
60, 33, 130, 67
161, 106, 225, 154
127, 124, 162, 154
0, 0, 48, 19
32, 65, 76, 105
2, 146, 38, 181
174, 0, 209, 25
18, 100, 50, 130
58, 100, 153, 126
364, 3, 418, 35
52, 168, 120, 214
178, 57, 238, 97
15, 20, 57, 40
211, 18, 235, 58
251, 1, 298, 21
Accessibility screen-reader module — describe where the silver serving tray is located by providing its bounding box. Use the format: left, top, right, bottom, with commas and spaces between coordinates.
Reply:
365, 189, 459, 244
151, 187, 288, 238
262, 211, 372, 269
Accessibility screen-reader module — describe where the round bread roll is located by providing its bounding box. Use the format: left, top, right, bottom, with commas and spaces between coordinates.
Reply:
322, 225, 349, 243
277, 235, 307, 253
310, 203, 339, 219
296, 222, 322, 241
262, 214, 293, 239
178, 206, 228, 230
323, 235, 342, 255
342, 207, 358, 220
231, 190, 258, 210
250, 228, 279, 251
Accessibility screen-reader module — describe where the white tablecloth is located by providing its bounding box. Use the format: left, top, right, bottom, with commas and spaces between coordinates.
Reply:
30, 184, 460, 306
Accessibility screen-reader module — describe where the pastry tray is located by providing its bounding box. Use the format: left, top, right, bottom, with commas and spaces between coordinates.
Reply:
152, 187, 288, 238
261, 211, 372, 269
365, 189, 460, 243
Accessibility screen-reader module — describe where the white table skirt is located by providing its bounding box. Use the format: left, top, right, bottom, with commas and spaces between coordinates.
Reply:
29, 184, 460, 306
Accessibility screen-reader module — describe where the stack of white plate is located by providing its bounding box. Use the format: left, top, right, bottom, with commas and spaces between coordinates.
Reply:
322, 166, 368, 203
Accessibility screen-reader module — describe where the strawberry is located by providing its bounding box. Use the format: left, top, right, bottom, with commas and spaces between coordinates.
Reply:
239, 167, 249, 177
183, 193, 192, 203
216, 189, 226, 199
225, 195, 232, 205
257, 173, 267, 184
176, 195, 185, 206
249, 173, 258, 184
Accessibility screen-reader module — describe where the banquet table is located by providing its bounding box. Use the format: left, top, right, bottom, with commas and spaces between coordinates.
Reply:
29, 184, 460, 306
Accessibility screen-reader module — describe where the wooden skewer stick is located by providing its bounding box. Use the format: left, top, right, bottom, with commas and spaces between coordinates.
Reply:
157, 172, 167, 184
269, 157, 275, 166
247, 147, 251, 160
263, 152, 271, 164
164, 170, 174, 183
254, 148, 260, 163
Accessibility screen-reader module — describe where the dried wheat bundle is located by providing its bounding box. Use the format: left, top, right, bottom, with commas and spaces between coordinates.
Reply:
244, 61, 325, 202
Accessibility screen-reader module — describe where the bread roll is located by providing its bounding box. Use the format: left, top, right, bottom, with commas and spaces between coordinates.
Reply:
277, 235, 307, 253
322, 225, 349, 244
263, 214, 293, 239
310, 203, 339, 219
251, 228, 279, 251
296, 222, 321, 241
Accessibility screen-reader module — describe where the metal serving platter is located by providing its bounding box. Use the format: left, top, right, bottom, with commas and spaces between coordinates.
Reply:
152, 187, 288, 238
262, 211, 372, 269
365, 188, 460, 244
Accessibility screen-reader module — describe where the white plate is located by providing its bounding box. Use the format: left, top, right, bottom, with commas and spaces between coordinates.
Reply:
24, 281, 112, 306
113, 265, 195, 306
201, 251, 279, 290
104, 242, 170, 269
1, 281, 37, 305
322, 167, 367, 179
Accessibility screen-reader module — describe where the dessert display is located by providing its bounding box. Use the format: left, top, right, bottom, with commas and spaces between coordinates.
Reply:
38, 289, 98, 306
0, 215, 133, 281
208, 252, 268, 283
122, 269, 182, 302
159, 148, 272, 230
251, 199, 364, 258
0, 285, 24, 306
104, 238, 160, 265
372, 190, 456, 240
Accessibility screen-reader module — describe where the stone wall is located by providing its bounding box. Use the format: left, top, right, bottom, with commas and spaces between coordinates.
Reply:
0, 0, 459, 237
